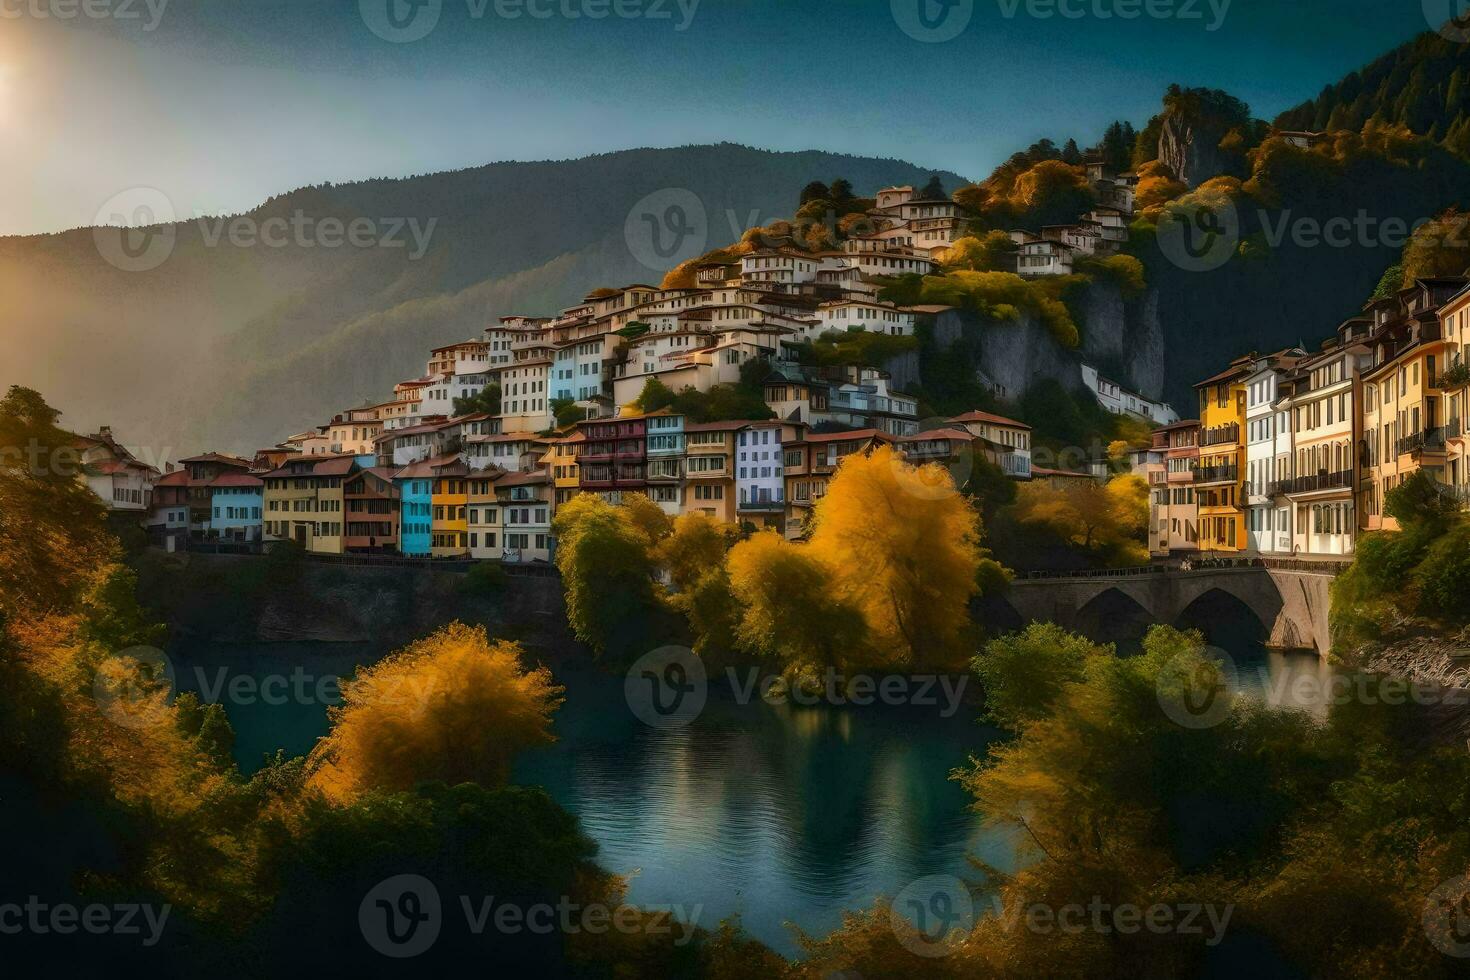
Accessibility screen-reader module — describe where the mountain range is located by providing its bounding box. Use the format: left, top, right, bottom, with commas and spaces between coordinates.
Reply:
0, 145, 964, 456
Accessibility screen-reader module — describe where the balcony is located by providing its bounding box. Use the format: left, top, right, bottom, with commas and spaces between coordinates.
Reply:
1201, 424, 1239, 447
1396, 427, 1446, 457
1285, 470, 1353, 495
738, 498, 785, 512
1267, 479, 1293, 496
1195, 465, 1239, 485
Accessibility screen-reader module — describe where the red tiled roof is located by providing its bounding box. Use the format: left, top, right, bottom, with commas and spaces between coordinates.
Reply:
496, 469, 550, 487
154, 470, 190, 487
900, 428, 974, 443
313, 457, 359, 476
394, 454, 466, 480
948, 410, 1031, 430
800, 428, 890, 443
209, 472, 264, 488
178, 453, 253, 468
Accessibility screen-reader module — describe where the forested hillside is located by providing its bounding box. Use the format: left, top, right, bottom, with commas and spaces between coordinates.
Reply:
0, 145, 963, 454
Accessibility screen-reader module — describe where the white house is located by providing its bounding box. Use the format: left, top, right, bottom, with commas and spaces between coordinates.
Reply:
1080, 364, 1180, 424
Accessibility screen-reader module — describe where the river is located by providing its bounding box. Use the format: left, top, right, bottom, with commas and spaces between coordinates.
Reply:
168, 630, 1324, 956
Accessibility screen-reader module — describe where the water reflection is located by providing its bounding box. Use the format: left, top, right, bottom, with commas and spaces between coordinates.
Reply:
512, 661, 1004, 954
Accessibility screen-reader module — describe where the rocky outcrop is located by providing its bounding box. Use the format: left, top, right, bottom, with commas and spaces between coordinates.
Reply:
893, 281, 1168, 409
1158, 112, 1230, 188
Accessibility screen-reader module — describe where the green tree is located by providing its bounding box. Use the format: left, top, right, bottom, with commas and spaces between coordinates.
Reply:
972, 623, 1106, 730
453, 382, 501, 417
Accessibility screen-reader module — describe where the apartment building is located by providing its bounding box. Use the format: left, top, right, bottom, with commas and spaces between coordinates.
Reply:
1194, 359, 1249, 553
1359, 277, 1466, 531
1243, 349, 1305, 554
1150, 420, 1200, 557
1280, 326, 1371, 556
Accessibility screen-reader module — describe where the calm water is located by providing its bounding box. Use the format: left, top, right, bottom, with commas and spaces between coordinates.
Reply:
169, 635, 1325, 956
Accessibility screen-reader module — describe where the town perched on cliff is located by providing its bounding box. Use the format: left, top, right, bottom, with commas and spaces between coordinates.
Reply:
78, 166, 1183, 564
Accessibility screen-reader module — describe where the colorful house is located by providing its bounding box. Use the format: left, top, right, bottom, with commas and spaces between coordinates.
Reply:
683, 421, 741, 523
208, 472, 264, 543
430, 458, 470, 557
644, 411, 686, 515
783, 428, 893, 539
578, 415, 647, 502
394, 462, 435, 557
1359, 277, 1465, 531
179, 453, 254, 536
496, 469, 553, 563
467, 469, 502, 559
343, 467, 400, 553
1194, 359, 1250, 553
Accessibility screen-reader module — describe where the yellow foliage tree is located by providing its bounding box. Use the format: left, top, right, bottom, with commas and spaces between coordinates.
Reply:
726, 531, 868, 671
808, 446, 984, 668
1010, 473, 1149, 567
307, 622, 563, 802
618, 491, 673, 545
653, 511, 736, 595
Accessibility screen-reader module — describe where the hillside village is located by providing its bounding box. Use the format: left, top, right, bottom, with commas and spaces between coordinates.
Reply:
76, 170, 1177, 565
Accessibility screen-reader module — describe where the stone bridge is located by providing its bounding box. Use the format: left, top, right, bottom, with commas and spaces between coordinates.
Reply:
1002, 565, 1340, 656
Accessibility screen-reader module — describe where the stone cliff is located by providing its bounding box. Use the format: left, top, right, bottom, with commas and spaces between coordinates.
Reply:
886, 281, 1167, 412
1157, 111, 1231, 188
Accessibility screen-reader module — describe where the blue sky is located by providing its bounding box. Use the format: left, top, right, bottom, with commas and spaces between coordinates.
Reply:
0, 0, 1436, 235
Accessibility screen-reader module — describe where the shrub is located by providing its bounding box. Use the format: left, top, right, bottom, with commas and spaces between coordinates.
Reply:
459, 561, 509, 596
1413, 523, 1470, 621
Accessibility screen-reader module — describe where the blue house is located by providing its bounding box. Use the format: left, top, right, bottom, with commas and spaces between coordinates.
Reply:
394, 460, 435, 557
208, 472, 264, 542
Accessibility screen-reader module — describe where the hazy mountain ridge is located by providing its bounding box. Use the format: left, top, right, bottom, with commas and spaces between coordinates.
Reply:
0, 144, 965, 455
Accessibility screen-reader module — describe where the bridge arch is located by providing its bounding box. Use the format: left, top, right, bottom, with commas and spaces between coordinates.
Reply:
1074, 587, 1155, 649
1174, 587, 1273, 651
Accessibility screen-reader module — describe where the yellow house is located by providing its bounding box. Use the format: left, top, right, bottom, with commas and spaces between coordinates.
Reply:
1194, 358, 1249, 552
430, 459, 470, 556
1359, 278, 1465, 530
1442, 282, 1470, 502
544, 430, 583, 509
259, 454, 358, 552
683, 421, 741, 523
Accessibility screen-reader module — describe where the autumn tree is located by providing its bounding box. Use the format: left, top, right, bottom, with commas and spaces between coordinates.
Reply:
726, 531, 868, 672
552, 495, 658, 656
940, 231, 1018, 272
0, 386, 115, 617
808, 446, 984, 669
1006, 473, 1150, 568
307, 622, 563, 801
654, 512, 736, 595
618, 491, 673, 545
